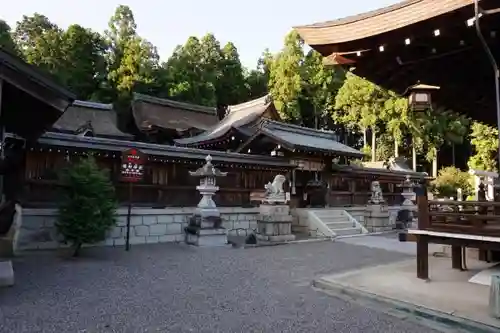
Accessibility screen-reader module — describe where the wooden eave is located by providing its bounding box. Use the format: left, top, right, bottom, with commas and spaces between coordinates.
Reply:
0, 48, 76, 139
36, 132, 297, 169
294, 0, 473, 50
296, 0, 500, 124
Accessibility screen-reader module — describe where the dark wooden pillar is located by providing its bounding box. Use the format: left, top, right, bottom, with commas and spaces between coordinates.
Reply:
417, 235, 429, 280
451, 246, 463, 270
416, 180, 429, 279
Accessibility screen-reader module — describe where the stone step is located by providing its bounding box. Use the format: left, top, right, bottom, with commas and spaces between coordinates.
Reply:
326, 222, 355, 229
291, 225, 309, 234
332, 227, 362, 236
313, 211, 344, 218
321, 217, 351, 224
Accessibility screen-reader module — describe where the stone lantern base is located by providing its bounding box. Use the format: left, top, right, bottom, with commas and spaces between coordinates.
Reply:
185, 215, 227, 247
256, 204, 295, 244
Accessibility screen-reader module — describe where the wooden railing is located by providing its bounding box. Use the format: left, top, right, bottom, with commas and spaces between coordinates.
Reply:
417, 195, 500, 237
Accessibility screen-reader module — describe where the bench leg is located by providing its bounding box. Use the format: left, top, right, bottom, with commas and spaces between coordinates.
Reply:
417, 235, 429, 280
451, 246, 463, 270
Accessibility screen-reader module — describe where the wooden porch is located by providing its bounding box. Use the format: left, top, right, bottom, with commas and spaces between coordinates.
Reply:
407, 187, 500, 280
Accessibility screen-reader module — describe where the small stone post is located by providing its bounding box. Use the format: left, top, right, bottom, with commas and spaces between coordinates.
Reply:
256, 175, 295, 244
184, 155, 228, 246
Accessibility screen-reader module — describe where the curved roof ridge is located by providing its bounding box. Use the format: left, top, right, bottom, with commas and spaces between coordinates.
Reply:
263, 119, 338, 138
227, 95, 272, 113
297, 0, 421, 29
133, 93, 217, 115
73, 100, 113, 110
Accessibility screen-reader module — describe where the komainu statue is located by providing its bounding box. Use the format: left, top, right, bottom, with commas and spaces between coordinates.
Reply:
369, 181, 385, 204
263, 175, 287, 203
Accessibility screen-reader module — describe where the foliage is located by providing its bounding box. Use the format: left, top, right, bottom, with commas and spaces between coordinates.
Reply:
56, 157, 117, 256
430, 166, 473, 198
0, 20, 18, 55
267, 31, 304, 121
468, 121, 499, 172
1, 5, 482, 174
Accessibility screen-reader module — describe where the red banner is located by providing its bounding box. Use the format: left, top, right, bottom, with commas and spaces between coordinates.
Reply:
120, 148, 146, 183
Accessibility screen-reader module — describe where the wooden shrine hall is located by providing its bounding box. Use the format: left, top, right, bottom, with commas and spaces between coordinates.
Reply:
0, 47, 75, 236
294, 0, 500, 279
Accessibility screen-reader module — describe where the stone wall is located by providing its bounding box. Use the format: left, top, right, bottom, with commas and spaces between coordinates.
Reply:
18, 207, 259, 251
292, 206, 402, 236
343, 206, 401, 227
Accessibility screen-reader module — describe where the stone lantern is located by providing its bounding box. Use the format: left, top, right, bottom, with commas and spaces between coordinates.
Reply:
396, 175, 417, 229
404, 83, 440, 112
185, 155, 228, 246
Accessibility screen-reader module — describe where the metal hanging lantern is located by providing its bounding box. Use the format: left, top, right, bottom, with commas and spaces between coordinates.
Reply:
404, 83, 440, 112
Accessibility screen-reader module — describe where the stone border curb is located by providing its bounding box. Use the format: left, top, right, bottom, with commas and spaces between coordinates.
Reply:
313, 278, 500, 333
242, 236, 333, 249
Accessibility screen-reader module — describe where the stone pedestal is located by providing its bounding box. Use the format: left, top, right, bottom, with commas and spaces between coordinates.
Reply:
364, 204, 393, 232
256, 204, 295, 244
185, 215, 227, 247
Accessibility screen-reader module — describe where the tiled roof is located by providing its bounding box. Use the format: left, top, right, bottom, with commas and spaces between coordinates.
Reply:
132, 93, 219, 132
174, 95, 274, 145
258, 120, 364, 158
52, 100, 132, 139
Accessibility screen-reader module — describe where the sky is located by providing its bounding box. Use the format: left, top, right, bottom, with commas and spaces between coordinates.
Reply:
2, 0, 401, 68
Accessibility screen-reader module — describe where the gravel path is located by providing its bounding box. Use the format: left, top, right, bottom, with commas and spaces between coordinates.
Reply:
0, 241, 440, 333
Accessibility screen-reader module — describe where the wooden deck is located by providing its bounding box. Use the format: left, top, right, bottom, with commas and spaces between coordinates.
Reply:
409, 190, 500, 279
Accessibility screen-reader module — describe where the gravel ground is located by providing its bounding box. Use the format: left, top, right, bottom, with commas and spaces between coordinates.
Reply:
0, 241, 440, 333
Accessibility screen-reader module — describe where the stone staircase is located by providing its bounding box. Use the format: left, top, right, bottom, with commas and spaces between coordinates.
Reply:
309, 209, 365, 237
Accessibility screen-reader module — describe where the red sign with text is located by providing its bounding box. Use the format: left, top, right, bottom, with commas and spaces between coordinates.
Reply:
120, 148, 146, 182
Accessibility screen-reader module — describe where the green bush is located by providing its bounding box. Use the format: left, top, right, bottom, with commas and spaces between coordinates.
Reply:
430, 166, 473, 199
56, 156, 117, 256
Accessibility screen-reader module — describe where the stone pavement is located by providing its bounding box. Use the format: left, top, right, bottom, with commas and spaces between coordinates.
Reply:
337, 232, 444, 255
0, 241, 442, 333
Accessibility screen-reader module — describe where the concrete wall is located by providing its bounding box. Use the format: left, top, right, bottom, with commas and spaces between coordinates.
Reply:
18, 207, 259, 251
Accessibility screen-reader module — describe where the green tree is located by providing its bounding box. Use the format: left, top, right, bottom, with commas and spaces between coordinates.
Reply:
13, 14, 64, 77
431, 166, 473, 198
334, 72, 386, 161
106, 5, 159, 99
56, 156, 117, 256
245, 50, 272, 99
165, 37, 217, 106
419, 109, 469, 177
468, 121, 499, 172
217, 42, 247, 106
303, 50, 345, 129
0, 20, 19, 55
267, 31, 304, 122
60, 24, 108, 100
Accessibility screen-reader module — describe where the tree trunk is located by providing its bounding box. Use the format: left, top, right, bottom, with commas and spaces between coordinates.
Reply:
394, 141, 399, 157
412, 136, 417, 171
432, 153, 438, 178
452, 143, 456, 165
371, 128, 376, 162
363, 128, 367, 146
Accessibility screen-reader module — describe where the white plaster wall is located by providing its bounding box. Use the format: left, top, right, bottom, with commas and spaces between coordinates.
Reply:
18, 207, 259, 250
